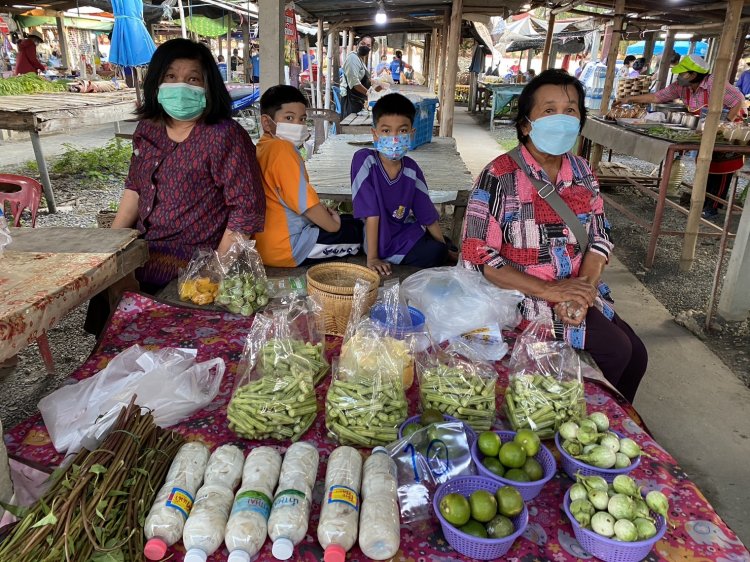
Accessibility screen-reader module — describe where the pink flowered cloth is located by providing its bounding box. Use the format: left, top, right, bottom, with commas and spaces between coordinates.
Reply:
4, 293, 748, 561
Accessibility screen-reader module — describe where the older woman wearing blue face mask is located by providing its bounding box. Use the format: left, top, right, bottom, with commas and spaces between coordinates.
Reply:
461, 69, 648, 403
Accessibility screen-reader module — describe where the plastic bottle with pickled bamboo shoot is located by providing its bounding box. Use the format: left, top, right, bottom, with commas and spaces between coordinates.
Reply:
668, 155, 684, 196
144, 442, 210, 561
183, 445, 245, 562
225, 446, 283, 562
358, 447, 400, 559
317, 446, 363, 562
267, 441, 320, 560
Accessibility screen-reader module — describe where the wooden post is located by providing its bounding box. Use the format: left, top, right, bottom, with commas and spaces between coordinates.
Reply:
348, 30, 355, 56
439, 0, 463, 137
541, 12, 556, 70
423, 32, 432, 82
226, 18, 232, 79
680, 0, 745, 271
316, 18, 323, 108
438, 14, 450, 111
243, 19, 251, 83
548, 44, 558, 69
527, 48, 533, 71
642, 33, 656, 67
427, 28, 438, 93
325, 31, 334, 111
729, 23, 748, 84
656, 30, 675, 91
259, 0, 285, 92
56, 13, 71, 69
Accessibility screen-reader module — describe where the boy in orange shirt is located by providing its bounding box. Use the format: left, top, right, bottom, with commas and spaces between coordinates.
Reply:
254, 85, 362, 267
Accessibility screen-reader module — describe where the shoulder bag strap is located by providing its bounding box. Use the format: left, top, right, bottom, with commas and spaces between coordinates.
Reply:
507, 146, 589, 253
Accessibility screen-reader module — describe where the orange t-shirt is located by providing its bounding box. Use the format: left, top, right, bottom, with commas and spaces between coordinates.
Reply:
255, 134, 321, 267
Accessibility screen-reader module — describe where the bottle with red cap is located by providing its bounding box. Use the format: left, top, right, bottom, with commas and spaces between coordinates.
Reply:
358, 447, 400, 559
317, 446, 363, 562
143, 442, 210, 561
224, 446, 283, 562
182, 445, 245, 562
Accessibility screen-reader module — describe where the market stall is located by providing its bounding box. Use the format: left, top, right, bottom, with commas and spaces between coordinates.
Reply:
2, 291, 748, 561
480, 82, 525, 131
0, 91, 137, 212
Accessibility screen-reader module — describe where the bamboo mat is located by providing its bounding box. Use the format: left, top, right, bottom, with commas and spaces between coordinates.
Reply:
0, 91, 136, 113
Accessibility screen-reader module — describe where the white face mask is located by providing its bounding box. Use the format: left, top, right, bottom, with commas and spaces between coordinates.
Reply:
274, 121, 309, 147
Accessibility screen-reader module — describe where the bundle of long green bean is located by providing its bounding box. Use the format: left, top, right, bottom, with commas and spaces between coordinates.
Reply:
503, 372, 586, 439
227, 338, 320, 441
0, 399, 184, 562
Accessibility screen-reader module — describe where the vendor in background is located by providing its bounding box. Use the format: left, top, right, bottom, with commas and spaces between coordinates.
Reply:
14, 34, 45, 75
629, 57, 648, 78
340, 35, 382, 117
735, 59, 750, 97
620, 54, 746, 219
461, 69, 648, 403
47, 50, 61, 68
618, 55, 635, 79
85, 38, 265, 336
375, 54, 389, 77
390, 50, 412, 84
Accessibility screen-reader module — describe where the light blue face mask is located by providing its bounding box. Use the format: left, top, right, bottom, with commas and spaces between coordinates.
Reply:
373, 133, 411, 161
157, 82, 206, 121
527, 114, 581, 155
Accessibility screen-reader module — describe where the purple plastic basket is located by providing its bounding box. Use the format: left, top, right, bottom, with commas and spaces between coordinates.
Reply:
471, 430, 556, 501
433, 476, 528, 560
398, 414, 477, 443
563, 488, 667, 562
555, 430, 641, 483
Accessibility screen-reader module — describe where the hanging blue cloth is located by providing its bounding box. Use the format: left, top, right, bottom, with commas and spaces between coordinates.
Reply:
109, 0, 156, 67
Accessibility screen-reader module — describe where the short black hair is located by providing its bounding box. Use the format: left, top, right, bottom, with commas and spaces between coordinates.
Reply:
514, 69, 587, 143
372, 93, 416, 126
670, 52, 681, 65
395, 50, 403, 58
623, 55, 636, 65
633, 57, 646, 71
260, 84, 308, 117
137, 38, 231, 124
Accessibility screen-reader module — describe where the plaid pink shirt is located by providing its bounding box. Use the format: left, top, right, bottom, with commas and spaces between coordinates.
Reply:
653, 74, 744, 113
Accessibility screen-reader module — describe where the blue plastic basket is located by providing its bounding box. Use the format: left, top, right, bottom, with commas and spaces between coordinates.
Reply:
369, 303, 425, 339
471, 430, 556, 501
563, 488, 667, 562
555, 430, 641, 483
410, 98, 438, 150
433, 476, 528, 560
398, 414, 477, 443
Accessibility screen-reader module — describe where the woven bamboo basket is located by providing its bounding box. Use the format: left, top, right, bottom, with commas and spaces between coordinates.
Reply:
306, 263, 380, 336
96, 210, 117, 228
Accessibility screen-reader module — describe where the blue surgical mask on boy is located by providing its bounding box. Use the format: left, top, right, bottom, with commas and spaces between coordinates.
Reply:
527, 114, 580, 155
373, 133, 411, 161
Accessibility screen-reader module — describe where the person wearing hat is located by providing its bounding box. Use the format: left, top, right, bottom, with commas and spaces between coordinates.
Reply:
14, 34, 45, 76
619, 54, 746, 219
735, 59, 750, 97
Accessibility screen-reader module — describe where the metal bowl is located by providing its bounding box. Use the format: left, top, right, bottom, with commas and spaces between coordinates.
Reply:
669, 112, 685, 124
682, 114, 699, 129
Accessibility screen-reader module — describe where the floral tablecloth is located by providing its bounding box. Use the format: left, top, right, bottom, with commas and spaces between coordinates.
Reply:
4, 293, 749, 562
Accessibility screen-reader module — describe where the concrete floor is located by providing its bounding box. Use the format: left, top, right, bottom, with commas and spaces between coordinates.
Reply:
451, 109, 750, 547
2, 112, 748, 547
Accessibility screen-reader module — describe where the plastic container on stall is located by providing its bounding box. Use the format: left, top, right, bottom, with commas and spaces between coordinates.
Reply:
0, 209, 11, 258
358, 447, 400, 560
267, 441, 320, 560
183, 445, 245, 562
317, 446, 363, 562
225, 446, 283, 562
144, 442, 211, 560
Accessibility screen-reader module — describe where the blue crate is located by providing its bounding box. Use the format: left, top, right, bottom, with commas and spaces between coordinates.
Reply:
410, 98, 438, 150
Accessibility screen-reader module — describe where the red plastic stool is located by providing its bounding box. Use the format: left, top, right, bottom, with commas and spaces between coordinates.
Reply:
0, 174, 42, 227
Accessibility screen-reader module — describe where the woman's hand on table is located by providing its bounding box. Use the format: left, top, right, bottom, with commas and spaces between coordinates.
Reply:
542, 278, 597, 309
367, 257, 391, 276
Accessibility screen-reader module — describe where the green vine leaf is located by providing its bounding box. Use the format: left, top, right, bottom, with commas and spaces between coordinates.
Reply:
30, 512, 58, 529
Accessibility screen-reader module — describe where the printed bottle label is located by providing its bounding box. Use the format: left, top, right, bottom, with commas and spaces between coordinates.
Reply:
231, 490, 272, 520
326, 485, 359, 511
166, 487, 194, 520
272, 489, 307, 510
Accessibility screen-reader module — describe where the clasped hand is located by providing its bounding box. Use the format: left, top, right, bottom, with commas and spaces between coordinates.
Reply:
545, 278, 597, 327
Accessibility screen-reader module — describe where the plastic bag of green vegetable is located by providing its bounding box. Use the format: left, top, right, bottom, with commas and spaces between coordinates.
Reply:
214, 234, 269, 316
227, 306, 319, 442
503, 321, 586, 439
415, 339, 498, 431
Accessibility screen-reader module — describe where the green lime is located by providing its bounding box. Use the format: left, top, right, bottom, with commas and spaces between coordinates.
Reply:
402, 422, 423, 438
483, 457, 505, 477
486, 514, 515, 538
469, 489, 498, 523
439, 493, 471, 526
478, 431, 502, 458
459, 519, 488, 538
496, 485, 524, 518
420, 408, 445, 425
514, 429, 541, 457
521, 457, 544, 481
499, 441, 527, 468
504, 468, 531, 482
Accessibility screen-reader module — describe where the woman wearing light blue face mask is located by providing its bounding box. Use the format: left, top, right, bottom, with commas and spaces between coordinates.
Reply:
84, 39, 265, 337
461, 69, 648, 404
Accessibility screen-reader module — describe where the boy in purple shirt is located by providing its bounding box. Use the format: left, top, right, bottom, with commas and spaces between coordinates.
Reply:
351, 93, 448, 275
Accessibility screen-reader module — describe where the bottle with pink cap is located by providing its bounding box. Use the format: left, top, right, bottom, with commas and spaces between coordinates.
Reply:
143, 442, 210, 561
182, 444, 245, 562
317, 446, 363, 562
224, 446, 283, 562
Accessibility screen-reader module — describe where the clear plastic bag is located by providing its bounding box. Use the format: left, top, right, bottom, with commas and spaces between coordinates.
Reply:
326, 282, 410, 447
214, 234, 269, 316
226, 303, 319, 442
503, 321, 587, 440
178, 249, 221, 306
401, 266, 524, 343
385, 421, 475, 524
416, 339, 498, 432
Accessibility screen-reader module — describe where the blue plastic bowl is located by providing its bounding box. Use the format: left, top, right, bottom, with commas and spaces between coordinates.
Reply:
369, 303, 425, 339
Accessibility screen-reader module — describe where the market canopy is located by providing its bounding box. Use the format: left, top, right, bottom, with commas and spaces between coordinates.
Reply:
626, 40, 709, 57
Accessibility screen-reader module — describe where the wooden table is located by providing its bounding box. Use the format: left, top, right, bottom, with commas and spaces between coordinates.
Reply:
306, 134, 473, 241
580, 117, 750, 268
0, 227, 148, 368
481, 83, 525, 131
0, 91, 137, 213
